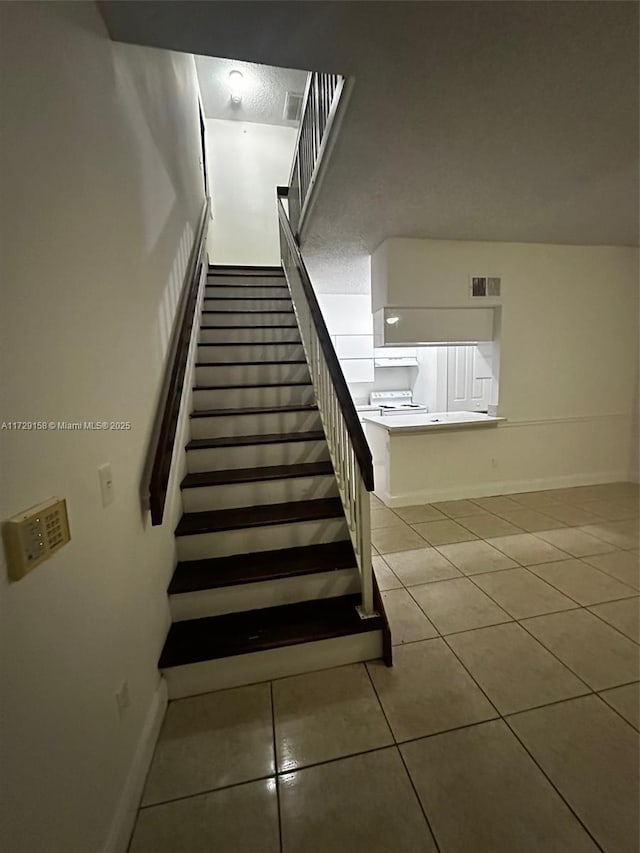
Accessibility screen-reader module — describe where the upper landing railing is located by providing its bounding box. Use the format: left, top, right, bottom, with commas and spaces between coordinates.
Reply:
287, 72, 345, 237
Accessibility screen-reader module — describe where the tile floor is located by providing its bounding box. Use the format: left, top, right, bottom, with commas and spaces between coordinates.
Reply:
129, 482, 640, 853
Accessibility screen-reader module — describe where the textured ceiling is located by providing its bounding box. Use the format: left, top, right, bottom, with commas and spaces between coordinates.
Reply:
100, 1, 639, 256
195, 55, 307, 127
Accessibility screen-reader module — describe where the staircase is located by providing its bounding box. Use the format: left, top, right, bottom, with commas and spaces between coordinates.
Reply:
159, 264, 385, 698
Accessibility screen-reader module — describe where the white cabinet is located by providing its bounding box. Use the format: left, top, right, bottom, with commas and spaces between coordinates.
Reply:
317, 294, 373, 335
316, 294, 375, 386
446, 346, 492, 412
336, 335, 374, 359
341, 359, 375, 383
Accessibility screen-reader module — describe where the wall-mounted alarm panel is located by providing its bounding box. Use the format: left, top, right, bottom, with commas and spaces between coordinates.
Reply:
3, 497, 70, 581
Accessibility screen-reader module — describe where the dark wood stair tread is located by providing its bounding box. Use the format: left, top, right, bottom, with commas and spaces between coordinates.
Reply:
168, 540, 357, 594
204, 295, 291, 300
208, 265, 283, 274
175, 497, 344, 536
201, 308, 294, 314
186, 430, 325, 451
199, 324, 299, 331
181, 460, 334, 489
190, 403, 317, 419
195, 359, 306, 367
159, 594, 382, 668
205, 285, 289, 291
193, 381, 312, 390
197, 341, 301, 348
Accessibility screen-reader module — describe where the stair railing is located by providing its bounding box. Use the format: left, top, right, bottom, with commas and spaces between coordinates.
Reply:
288, 72, 345, 237
144, 198, 210, 525
277, 188, 375, 618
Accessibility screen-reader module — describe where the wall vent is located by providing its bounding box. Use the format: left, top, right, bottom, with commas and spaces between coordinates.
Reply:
487, 277, 501, 296
284, 91, 304, 122
471, 276, 501, 297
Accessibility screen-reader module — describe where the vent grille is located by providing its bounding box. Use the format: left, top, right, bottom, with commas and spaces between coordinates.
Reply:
487, 277, 501, 296
471, 276, 501, 297
284, 91, 304, 122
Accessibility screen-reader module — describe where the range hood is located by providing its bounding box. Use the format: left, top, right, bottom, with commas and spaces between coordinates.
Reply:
374, 356, 419, 367
373, 306, 496, 347
373, 347, 418, 367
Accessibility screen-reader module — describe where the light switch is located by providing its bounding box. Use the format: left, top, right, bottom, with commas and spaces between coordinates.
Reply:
98, 463, 114, 507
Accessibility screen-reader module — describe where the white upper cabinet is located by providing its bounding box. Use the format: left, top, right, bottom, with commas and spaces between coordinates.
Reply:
317, 294, 373, 335
336, 335, 374, 359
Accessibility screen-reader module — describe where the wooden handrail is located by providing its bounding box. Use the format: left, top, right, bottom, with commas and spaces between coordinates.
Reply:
277, 187, 373, 491
147, 198, 210, 525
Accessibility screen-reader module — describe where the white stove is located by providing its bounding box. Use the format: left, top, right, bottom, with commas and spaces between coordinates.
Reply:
369, 390, 428, 416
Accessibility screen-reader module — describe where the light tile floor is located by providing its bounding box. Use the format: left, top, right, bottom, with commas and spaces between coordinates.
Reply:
129, 483, 640, 853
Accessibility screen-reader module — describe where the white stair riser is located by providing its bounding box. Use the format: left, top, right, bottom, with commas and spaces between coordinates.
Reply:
195, 363, 310, 387
199, 327, 300, 344
190, 408, 321, 439
200, 312, 294, 327
192, 384, 314, 410
197, 343, 305, 363
170, 567, 359, 621
207, 274, 284, 286
206, 285, 289, 298
163, 631, 383, 698
176, 517, 349, 561
204, 298, 292, 312
186, 439, 329, 473
181, 473, 338, 512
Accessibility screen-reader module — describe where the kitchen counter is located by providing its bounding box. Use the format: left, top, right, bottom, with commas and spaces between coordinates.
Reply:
363, 411, 505, 432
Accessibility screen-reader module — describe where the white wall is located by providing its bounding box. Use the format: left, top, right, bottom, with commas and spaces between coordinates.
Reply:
0, 4, 205, 852
366, 238, 639, 503
205, 118, 297, 265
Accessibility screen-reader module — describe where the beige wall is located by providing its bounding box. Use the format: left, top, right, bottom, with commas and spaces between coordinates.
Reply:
367, 238, 639, 503
371, 237, 639, 423
0, 3, 205, 851
205, 118, 297, 265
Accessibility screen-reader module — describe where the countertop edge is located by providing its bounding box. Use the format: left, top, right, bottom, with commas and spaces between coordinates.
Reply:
363, 415, 507, 433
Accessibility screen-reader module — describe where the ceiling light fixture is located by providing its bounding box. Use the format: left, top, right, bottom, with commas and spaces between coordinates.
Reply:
228, 70, 245, 104
386, 315, 400, 325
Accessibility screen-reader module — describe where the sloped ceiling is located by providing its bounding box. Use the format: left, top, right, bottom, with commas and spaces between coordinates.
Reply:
100, 1, 639, 253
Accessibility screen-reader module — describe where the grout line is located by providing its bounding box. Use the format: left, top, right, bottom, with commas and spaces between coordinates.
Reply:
362, 663, 443, 853
593, 685, 640, 733
432, 636, 607, 851
513, 614, 619, 691
502, 712, 608, 853
445, 569, 621, 694
275, 741, 400, 777
584, 602, 640, 646
138, 773, 277, 811
139, 680, 638, 817
269, 681, 284, 853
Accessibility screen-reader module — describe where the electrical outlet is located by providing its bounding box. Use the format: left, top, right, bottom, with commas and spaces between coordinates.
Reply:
116, 680, 130, 717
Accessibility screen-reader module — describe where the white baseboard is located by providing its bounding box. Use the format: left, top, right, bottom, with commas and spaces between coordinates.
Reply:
103, 678, 168, 853
379, 470, 631, 508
